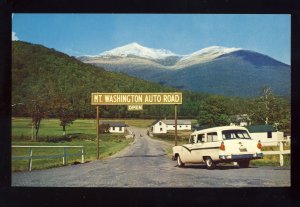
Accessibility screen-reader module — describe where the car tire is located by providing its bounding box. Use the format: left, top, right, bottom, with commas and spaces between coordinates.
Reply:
177, 155, 185, 167
238, 160, 250, 168
205, 157, 216, 170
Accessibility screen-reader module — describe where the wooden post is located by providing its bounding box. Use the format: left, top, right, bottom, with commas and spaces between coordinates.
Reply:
81, 147, 85, 164
63, 147, 67, 165
96, 106, 100, 160
174, 104, 178, 146
279, 141, 284, 166
28, 147, 33, 171
31, 123, 34, 141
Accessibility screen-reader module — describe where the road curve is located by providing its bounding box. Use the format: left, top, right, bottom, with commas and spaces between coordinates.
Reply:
12, 127, 290, 187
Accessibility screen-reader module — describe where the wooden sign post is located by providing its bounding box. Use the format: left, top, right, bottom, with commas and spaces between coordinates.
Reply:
91, 92, 183, 159
96, 106, 99, 160
174, 104, 178, 146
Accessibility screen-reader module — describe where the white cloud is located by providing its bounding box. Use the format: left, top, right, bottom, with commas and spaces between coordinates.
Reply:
12, 13, 19, 41
12, 32, 19, 41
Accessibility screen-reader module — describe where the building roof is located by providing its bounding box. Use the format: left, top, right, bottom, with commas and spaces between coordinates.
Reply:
246, 125, 276, 133
152, 119, 191, 126
230, 114, 251, 122
150, 119, 160, 126
101, 122, 126, 127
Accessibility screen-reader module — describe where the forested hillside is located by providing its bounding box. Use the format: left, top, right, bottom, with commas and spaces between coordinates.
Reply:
12, 41, 290, 133
12, 41, 178, 118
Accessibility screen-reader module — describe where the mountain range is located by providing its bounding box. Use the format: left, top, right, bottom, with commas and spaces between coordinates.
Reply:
78, 43, 291, 97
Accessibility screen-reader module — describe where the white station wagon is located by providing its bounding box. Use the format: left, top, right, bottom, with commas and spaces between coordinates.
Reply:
172, 126, 263, 169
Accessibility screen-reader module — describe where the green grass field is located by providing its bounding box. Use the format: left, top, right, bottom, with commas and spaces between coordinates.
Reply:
12, 118, 136, 171
12, 117, 156, 139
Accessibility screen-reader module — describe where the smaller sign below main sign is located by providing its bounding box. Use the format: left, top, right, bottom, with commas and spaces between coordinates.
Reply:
128, 105, 143, 111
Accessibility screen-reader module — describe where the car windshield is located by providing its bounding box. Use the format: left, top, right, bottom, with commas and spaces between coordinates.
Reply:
222, 130, 251, 140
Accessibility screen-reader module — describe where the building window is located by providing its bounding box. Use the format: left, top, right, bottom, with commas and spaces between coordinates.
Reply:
119, 127, 122, 131
179, 125, 182, 128
267, 131, 272, 138
112, 127, 115, 131
160, 128, 163, 131
159, 121, 162, 125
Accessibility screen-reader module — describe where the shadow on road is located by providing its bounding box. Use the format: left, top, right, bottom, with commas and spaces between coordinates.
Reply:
114, 154, 167, 158
177, 164, 259, 170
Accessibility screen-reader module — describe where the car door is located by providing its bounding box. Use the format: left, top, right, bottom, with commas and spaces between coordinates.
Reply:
180, 135, 195, 163
203, 132, 220, 161
189, 134, 205, 163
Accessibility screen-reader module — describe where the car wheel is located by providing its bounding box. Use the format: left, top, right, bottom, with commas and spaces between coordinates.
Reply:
205, 157, 216, 170
177, 155, 185, 167
238, 160, 250, 168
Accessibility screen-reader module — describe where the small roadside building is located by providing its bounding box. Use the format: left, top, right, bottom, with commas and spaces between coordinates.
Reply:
230, 114, 251, 126
246, 125, 284, 146
100, 122, 126, 133
151, 119, 192, 134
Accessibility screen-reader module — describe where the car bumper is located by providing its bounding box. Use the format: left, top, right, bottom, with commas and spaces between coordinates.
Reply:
219, 153, 264, 161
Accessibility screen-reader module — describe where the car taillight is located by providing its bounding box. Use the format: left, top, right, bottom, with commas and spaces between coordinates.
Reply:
257, 140, 262, 149
220, 142, 225, 151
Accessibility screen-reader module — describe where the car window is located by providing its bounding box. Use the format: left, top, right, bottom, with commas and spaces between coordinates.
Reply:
207, 132, 218, 142
197, 134, 205, 143
189, 135, 196, 144
222, 130, 251, 140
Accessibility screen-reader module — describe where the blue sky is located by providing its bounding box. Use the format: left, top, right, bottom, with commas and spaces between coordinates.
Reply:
12, 14, 290, 64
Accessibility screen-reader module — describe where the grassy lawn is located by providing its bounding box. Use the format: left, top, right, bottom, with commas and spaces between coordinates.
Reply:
152, 131, 190, 146
12, 118, 134, 171
12, 118, 96, 140
12, 117, 156, 140
12, 137, 133, 171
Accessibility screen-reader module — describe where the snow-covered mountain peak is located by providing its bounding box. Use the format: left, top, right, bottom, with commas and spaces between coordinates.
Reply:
99, 42, 177, 59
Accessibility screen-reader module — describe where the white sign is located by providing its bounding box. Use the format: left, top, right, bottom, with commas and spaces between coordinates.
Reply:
91, 92, 182, 105
128, 105, 143, 111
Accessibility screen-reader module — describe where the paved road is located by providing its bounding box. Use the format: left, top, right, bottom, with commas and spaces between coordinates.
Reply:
12, 127, 290, 187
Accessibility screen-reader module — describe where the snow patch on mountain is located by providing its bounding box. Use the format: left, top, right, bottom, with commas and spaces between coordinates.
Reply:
173, 46, 242, 68
180, 46, 241, 61
98, 42, 177, 59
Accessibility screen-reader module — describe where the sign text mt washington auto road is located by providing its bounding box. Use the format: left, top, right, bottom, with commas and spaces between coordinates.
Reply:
91, 93, 182, 105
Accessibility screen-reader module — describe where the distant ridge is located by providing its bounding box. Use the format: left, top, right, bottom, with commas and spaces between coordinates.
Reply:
78, 43, 290, 97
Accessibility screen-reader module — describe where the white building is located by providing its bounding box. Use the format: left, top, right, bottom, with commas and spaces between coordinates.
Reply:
151, 119, 192, 134
246, 125, 285, 146
101, 122, 126, 133
230, 114, 251, 126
